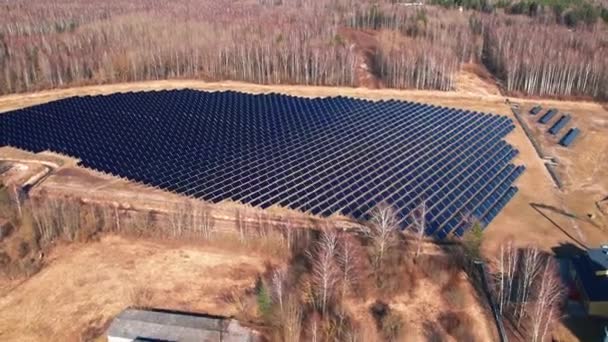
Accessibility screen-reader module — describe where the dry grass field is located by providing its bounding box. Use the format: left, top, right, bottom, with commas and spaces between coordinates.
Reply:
0, 235, 273, 341
0, 234, 498, 342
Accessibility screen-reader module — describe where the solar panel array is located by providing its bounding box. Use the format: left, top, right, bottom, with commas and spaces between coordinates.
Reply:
0, 89, 523, 238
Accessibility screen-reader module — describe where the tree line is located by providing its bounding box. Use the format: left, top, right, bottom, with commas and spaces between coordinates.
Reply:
0, 0, 606, 99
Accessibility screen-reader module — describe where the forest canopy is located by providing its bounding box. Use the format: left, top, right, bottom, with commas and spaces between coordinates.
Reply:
0, 0, 606, 100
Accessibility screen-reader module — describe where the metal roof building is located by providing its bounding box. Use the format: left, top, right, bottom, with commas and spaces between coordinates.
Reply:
570, 245, 608, 317
106, 309, 258, 342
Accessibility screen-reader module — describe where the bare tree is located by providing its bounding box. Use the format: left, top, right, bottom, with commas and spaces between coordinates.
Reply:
281, 294, 302, 342
491, 243, 566, 341
492, 240, 519, 315
256, 212, 269, 239
169, 201, 192, 238
529, 258, 565, 342
30, 200, 58, 244
193, 204, 215, 239
235, 208, 247, 243
113, 205, 121, 233
367, 202, 400, 267
7, 184, 22, 219
515, 247, 543, 325
308, 231, 340, 315
282, 216, 294, 252
1, 1, 606, 100
408, 200, 428, 259
30, 198, 80, 244
59, 199, 80, 241
271, 268, 287, 312
336, 234, 363, 300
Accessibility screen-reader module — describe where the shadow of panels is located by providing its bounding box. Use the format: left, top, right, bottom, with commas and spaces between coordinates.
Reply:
0, 89, 523, 238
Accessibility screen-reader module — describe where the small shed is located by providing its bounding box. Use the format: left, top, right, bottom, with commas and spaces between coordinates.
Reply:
106, 308, 257, 342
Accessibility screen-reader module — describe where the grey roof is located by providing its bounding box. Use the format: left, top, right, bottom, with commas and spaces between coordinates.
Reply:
106, 309, 255, 342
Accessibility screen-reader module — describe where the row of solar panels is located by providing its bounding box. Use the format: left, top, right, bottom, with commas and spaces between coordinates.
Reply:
0, 90, 523, 238
529, 105, 580, 147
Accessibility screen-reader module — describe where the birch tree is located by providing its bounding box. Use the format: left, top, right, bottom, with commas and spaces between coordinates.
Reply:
529, 258, 565, 342
368, 202, 400, 267
408, 200, 428, 259
308, 231, 340, 315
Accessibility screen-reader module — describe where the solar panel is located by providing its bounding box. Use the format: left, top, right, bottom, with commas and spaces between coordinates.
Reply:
559, 128, 580, 147
538, 109, 557, 124
529, 105, 542, 115
0, 89, 523, 238
548, 114, 571, 135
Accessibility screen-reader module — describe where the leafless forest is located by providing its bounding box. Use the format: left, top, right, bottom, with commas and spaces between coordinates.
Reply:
1, 0, 607, 99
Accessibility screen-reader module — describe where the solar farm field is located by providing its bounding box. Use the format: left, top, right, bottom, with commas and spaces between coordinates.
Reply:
0, 89, 523, 238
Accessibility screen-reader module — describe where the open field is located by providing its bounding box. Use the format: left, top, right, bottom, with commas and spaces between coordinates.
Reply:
0, 234, 497, 342
513, 100, 608, 247
0, 235, 272, 341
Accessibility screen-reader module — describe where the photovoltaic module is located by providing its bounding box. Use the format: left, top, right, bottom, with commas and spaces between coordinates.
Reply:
0, 89, 524, 238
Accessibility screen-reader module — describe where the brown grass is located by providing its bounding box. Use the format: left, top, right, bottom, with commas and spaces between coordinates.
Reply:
0, 234, 274, 341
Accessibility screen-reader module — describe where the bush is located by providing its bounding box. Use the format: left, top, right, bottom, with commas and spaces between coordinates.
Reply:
370, 300, 403, 341
0, 251, 11, 269
443, 284, 468, 308
601, 7, 608, 23
438, 311, 476, 341
462, 222, 484, 261
256, 280, 272, 320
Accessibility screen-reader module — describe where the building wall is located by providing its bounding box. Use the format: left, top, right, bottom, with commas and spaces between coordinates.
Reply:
108, 337, 134, 342
588, 301, 608, 318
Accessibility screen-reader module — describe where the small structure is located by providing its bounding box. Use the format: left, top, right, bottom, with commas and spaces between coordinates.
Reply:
570, 245, 608, 317
106, 308, 258, 342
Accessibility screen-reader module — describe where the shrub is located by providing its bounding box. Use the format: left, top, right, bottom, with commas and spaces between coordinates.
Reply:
0, 251, 11, 269
462, 222, 484, 261
438, 311, 476, 341
443, 284, 468, 308
256, 280, 273, 320
601, 7, 608, 23
370, 300, 404, 341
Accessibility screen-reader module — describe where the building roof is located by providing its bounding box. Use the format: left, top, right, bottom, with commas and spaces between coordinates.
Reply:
587, 246, 608, 271
571, 247, 608, 302
106, 309, 256, 342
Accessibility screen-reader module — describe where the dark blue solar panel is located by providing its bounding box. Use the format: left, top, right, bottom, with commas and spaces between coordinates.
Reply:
559, 128, 580, 147
529, 105, 542, 115
538, 109, 558, 124
0, 89, 523, 238
548, 115, 571, 135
